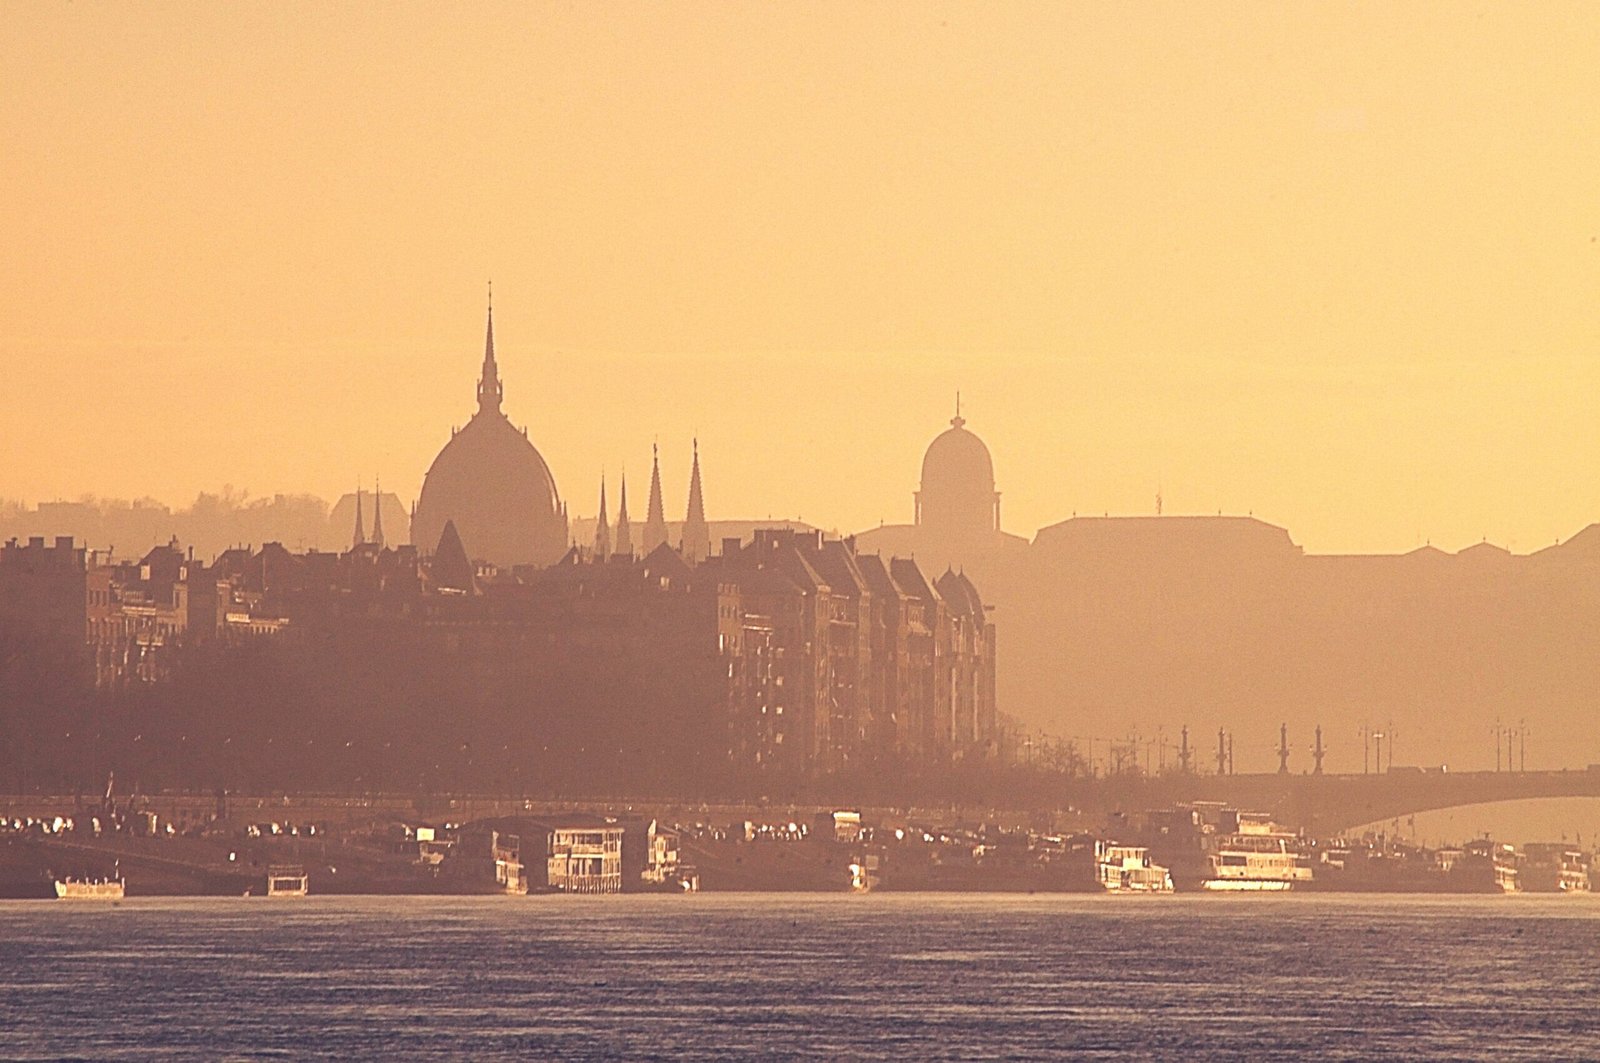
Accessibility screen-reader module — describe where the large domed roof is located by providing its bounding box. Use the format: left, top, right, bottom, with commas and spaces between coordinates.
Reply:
920, 416, 995, 495
411, 306, 568, 568
915, 405, 1000, 537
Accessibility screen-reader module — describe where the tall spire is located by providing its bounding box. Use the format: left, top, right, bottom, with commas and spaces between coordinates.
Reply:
371, 475, 386, 549
614, 472, 633, 559
477, 282, 503, 416
593, 474, 611, 560
351, 479, 366, 549
682, 439, 709, 564
643, 441, 668, 552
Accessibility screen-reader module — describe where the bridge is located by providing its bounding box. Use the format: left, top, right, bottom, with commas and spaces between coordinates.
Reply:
1068, 768, 1600, 835
5, 771, 1600, 840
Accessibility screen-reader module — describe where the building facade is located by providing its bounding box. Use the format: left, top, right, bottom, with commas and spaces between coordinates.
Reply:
2, 524, 999, 780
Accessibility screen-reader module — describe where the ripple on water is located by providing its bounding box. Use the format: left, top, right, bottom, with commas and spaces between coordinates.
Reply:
2, 895, 1600, 1060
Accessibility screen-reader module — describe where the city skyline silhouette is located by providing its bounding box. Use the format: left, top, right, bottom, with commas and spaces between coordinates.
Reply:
5, 5, 1598, 556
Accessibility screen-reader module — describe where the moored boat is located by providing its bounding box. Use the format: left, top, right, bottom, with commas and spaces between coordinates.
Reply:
1199, 830, 1314, 891
1436, 840, 1519, 893
266, 864, 309, 896
1519, 843, 1589, 893
1141, 805, 1314, 892
1095, 842, 1173, 892
54, 875, 125, 899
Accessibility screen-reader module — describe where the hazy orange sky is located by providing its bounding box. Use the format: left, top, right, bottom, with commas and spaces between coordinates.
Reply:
4, 3, 1598, 554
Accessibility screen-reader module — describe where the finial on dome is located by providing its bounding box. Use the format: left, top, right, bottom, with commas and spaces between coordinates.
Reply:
951, 391, 965, 429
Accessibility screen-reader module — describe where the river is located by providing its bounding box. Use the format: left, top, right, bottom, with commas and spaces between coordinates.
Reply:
2, 894, 1597, 1059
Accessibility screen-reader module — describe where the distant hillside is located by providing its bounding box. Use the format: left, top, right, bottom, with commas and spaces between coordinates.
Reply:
0, 491, 407, 561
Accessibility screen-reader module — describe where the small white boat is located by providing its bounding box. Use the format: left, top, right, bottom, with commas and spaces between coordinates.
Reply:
54, 876, 125, 899
266, 865, 309, 897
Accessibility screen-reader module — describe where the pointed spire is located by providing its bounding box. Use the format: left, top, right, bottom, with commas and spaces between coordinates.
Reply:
351, 479, 366, 549
432, 520, 474, 593
477, 282, 503, 416
644, 441, 668, 552
682, 439, 709, 564
371, 475, 386, 549
593, 474, 612, 560
614, 471, 633, 559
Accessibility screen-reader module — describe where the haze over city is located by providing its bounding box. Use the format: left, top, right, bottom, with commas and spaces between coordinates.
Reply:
6, 3, 1599, 554
11, 7, 1600, 1060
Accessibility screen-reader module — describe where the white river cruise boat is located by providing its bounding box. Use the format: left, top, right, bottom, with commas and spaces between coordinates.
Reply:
1096, 843, 1174, 892
1201, 813, 1314, 891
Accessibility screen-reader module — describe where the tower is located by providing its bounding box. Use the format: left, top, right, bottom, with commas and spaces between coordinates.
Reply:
593, 475, 611, 560
370, 475, 386, 549
682, 439, 710, 564
614, 472, 633, 559
351, 480, 366, 549
1277, 722, 1289, 774
1312, 725, 1325, 775
643, 442, 669, 553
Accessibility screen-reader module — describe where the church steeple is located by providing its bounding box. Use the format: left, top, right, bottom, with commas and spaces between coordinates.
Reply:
682, 439, 709, 564
351, 479, 366, 549
593, 475, 611, 560
615, 472, 633, 559
370, 475, 386, 549
643, 442, 668, 552
477, 283, 503, 416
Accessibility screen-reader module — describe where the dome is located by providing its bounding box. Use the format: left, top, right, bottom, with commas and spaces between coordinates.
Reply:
915, 408, 999, 537
411, 306, 569, 568
920, 420, 996, 495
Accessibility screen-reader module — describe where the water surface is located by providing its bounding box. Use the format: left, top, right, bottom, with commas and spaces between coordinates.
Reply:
2, 894, 1596, 1060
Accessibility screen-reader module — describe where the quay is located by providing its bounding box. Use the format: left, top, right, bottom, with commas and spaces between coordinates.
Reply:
1, 791, 1592, 897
